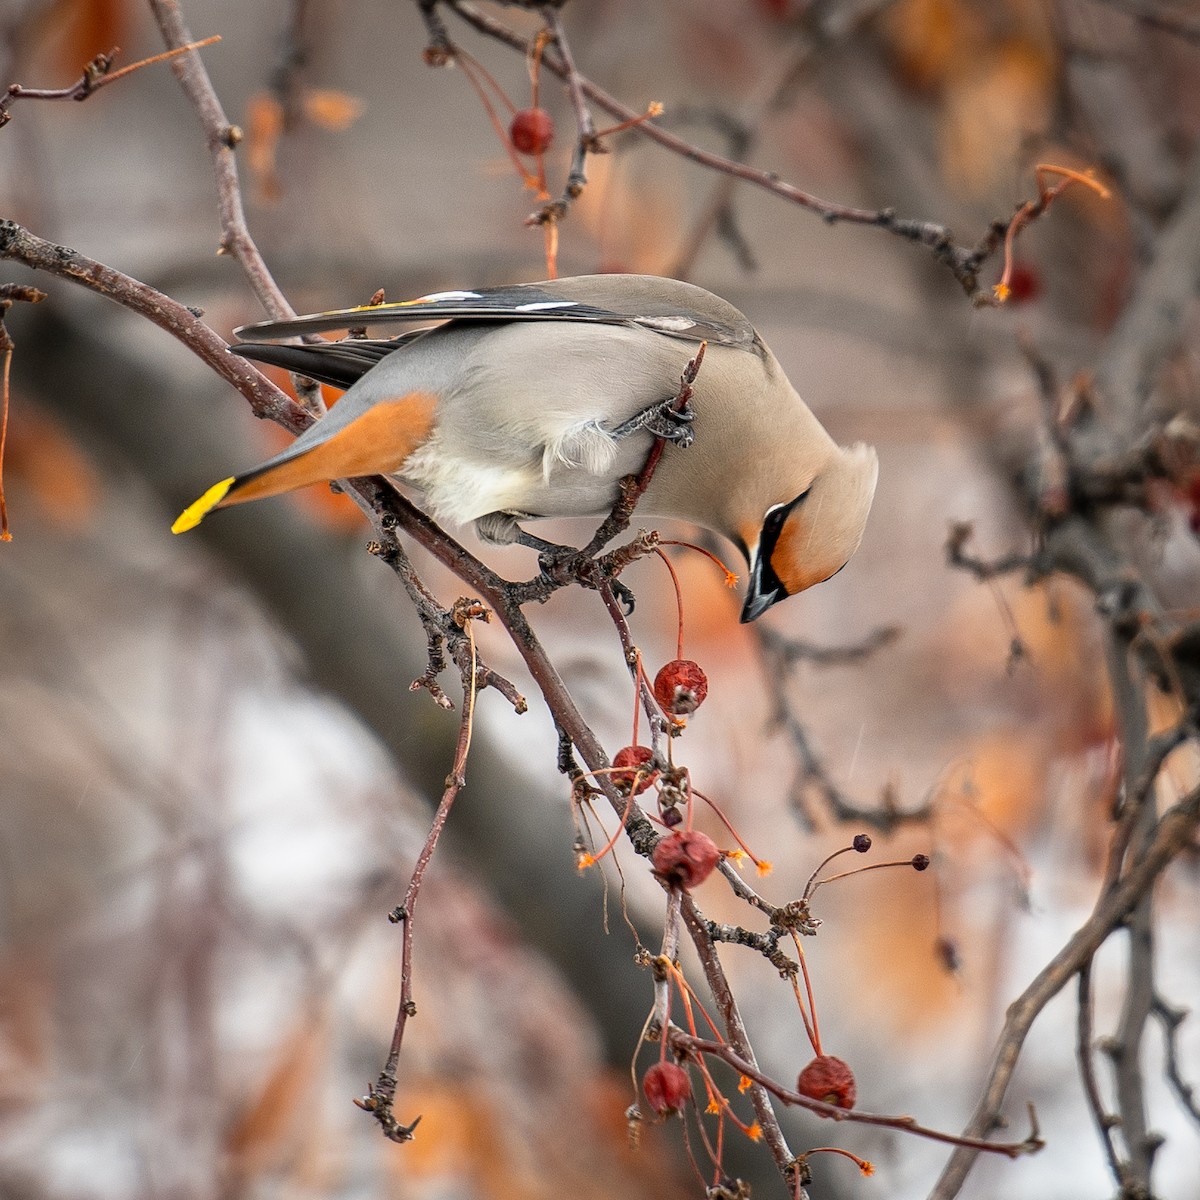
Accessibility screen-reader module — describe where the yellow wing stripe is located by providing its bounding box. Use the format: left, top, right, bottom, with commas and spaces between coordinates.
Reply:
172, 477, 235, 534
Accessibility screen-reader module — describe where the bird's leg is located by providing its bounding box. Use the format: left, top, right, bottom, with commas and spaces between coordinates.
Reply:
607, 393, 695, 449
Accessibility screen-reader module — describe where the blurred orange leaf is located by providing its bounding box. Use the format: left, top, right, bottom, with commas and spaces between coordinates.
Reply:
45, 0, 132, 80
302, 88, 364, 132
883, 0, 985, 93
245, 91, 285, 204
225, 1017, 327, 1177
2, 406, 99, 532
942, 39, 1056, 196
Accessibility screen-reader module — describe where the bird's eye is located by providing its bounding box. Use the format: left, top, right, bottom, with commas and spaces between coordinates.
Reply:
762, 488, 809, 544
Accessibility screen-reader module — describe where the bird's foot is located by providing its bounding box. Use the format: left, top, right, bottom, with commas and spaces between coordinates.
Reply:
496, 523, 637, 613
609, 395, 695, 449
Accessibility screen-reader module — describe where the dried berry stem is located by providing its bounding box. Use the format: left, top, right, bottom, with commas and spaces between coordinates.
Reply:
654, 547, 687, 661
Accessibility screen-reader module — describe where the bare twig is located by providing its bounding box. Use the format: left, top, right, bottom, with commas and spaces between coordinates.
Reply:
437, 0, 1083, 302
1094, 150, 1200, 441
0, 36, 220, 127
672, 1034, 1044, 1158
146, 1, 329, 414
368, 525, 526, 713
946, 522, 1037, 582
268, 0, 317, 125
680, 895, 797, 1183
356, 599, 485, 1141
1151, 994, 1200, 1129
0, 282, 45, 540
0, 219, 299, 425
754, 623, 922, 831
1077, 960, 1127, 1188
667, 0, 900, 279
758, 624, 901, 669
1102, 623, 1163, 1192
147, 3, 285, 312
541, 7, 595, 208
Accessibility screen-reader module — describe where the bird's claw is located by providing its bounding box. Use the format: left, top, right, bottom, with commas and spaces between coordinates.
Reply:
611, 579, 637, 615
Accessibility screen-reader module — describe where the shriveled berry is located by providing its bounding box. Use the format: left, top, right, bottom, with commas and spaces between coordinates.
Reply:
652, 829, 720, 889
797, 1054, 856, 1110
510, 107, 554, 155
852, 833, 872, 853
661, 805, 683, 828
653, 659, 708, 718
912, 853, 930, 871
643, 1061, 692, 1116
612, 745, 658, 795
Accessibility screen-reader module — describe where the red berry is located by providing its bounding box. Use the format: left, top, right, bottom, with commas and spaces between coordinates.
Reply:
612, 745, 658, 795
1006, 262, 1041, 304
642, 1061, 692, 1116
796, 1055, 857, 1110
653, 659, 708, 718
651, 830, 720, 889
510, 107, 554, 155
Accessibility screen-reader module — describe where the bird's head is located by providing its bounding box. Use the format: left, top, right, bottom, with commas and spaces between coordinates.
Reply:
739, 443, 878, 622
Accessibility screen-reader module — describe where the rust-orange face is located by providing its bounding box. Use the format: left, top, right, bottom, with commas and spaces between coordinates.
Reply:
740, 490, 848, 622
741, 492, 806, 622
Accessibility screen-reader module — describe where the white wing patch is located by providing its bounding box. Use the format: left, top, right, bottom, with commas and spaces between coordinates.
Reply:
515, 300, 580, 312
410, 290, 482, 304
638, 315, 697, 332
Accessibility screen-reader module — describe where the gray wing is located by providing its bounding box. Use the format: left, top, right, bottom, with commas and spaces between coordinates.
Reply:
234, 274, 761, 352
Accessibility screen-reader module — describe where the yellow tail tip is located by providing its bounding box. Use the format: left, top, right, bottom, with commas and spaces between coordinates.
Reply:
172, 477, 235, 534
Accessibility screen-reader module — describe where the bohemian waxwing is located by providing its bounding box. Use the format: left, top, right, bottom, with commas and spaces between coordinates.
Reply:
173, 274, 878, 622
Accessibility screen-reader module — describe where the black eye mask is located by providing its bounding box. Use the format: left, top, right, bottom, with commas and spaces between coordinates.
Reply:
740, 489, 809, 622
759, 489, 809, 577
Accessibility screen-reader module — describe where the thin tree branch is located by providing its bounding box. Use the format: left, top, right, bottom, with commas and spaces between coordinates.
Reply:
1151, 994, 1200, 1129
436, 0, 1069, 302
147, 2, 292, 318
672, 1034, 1043, 1158
356, 600, 485, 1142
0, 219, 298, 424
930, 786, 1200, 1199
1077, 960, 1128, 1189
0, 36, 220, 127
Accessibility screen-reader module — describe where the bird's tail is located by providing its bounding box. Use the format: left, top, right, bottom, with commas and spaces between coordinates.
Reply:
172, 389, 440, 533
